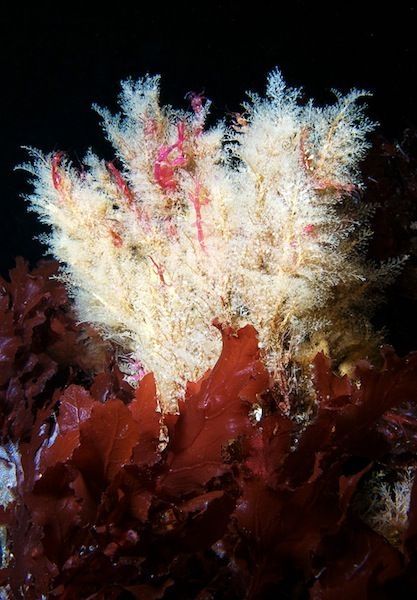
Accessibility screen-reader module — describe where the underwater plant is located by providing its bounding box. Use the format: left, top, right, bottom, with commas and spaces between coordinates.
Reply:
22, 70, 404, 411
2, 71, 417, 599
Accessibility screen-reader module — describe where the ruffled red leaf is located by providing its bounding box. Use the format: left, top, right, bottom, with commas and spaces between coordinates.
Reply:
39, 385, 94, 473
0, 258, 113, 441
158, 322, 269, 496
72, 399, 141, 487
129, 372, 163, 467
311, 524, 403, 599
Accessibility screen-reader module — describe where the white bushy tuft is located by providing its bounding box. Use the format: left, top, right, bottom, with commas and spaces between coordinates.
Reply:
356, 467, 415, 548
23, 70, 399, 410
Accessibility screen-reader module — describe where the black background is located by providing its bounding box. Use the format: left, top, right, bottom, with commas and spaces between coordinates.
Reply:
1, 2, 417, 275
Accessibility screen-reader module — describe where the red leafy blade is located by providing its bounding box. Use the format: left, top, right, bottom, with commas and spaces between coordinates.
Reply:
158, 322, 269, 497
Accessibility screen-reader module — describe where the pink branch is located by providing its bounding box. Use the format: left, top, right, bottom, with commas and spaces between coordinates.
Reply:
154, 122, 188, 190
148, 256, 167, 286
51, 152, 64, 191
107, 161, 152, 231
106, 162, 135, 206
189, 180, 209, 252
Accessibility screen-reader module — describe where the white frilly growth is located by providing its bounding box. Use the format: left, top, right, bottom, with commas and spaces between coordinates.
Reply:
23, 69, 400, 410
0, 443, 19, 572
356, 467, 415, 548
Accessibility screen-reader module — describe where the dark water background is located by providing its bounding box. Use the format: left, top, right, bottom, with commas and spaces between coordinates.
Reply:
1, 2, 417, 351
